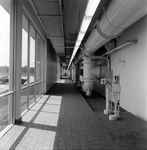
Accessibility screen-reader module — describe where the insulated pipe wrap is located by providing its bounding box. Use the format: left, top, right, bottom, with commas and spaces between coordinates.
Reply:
84, 0, 147, 53
82, 58, 94, 80
91, 66, 100, 78
82, 57, 95, 95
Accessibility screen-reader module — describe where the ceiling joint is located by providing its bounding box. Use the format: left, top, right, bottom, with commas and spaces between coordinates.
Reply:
38, 14, 62, 18
47, 36, 64, 39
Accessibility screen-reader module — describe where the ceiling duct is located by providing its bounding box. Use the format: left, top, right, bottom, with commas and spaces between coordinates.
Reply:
84, 0, 147, 53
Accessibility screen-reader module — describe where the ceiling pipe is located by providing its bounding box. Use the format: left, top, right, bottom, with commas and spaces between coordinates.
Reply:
102, 40, 137, 56
74, 51, 83, 65
84, 0, 147, 53
79, 0, 147, 97
83, 56, 110, 70
59, 0, 64, 37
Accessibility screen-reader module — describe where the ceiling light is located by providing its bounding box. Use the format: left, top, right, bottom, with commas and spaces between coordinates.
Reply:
80, 16, 91, 32
85, 0, 100, 16
75, 40, 81, 47
68, 0, 101, 69
77, 32, 85, 41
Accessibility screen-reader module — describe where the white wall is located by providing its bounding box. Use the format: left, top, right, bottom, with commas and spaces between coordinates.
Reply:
94, 79, 105, 96
94, 65, 107, 97
110, 15, 147, 121
57, 60, 61, 81
46, 40, 57, 91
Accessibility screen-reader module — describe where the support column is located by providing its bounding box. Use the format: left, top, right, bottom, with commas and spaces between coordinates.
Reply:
57, 58, 61, 81
14, 0, 22, 124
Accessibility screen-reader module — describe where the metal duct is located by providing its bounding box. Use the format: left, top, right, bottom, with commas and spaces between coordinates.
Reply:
84, 0, 147, 53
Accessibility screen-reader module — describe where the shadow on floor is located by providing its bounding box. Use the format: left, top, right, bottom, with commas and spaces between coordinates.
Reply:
77, 87, 106, 112
77, 86, 127, 113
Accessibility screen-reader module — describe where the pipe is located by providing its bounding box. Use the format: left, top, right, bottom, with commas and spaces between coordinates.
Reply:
102, 40, 137, 56
82, 57, 95, 96
87, 56, 110, 70
84, 0, 147, 53
82, 56, 110, 96
91, 66, 100, 78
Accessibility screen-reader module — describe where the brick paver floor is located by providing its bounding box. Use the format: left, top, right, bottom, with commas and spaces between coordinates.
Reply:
0, 79, 147, 150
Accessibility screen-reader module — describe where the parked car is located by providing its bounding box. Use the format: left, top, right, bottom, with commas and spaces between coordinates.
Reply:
0, 76, 9, 84
0, 76, 27, 85
21, 78, 27, 85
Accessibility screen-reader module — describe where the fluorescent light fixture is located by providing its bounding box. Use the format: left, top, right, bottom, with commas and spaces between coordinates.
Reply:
68, 0, 101, 69
77, 32, 85, 41
75, 40, 81, 47
80, 16, 91, 32
85, 0, 100, 16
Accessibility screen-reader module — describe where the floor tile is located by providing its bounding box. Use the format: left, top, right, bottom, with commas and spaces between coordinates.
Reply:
0, 79, 147, 150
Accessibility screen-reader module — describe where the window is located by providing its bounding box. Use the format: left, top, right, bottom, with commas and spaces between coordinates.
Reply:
36, 35, 41, 82
40, 40, 45, 81
29, 25, 35, 84
0, 0, 13, 133
0, 2, 10, 92
21, 15, 28, 86
20, 13, 45, 114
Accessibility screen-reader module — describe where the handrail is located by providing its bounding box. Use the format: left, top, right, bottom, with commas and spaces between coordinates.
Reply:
21, 80, 44, 90
0, 91, 15, 98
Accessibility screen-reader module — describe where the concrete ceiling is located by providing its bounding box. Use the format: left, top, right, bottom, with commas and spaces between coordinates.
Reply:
30, 0, 111, 67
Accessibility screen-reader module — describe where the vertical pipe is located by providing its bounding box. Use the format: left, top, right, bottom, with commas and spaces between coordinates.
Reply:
82, 57, 95, 96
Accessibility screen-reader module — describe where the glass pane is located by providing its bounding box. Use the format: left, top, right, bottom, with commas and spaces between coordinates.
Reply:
0, 95, 9, 132
21, 15, 28, 86
41, 82, 44, 95
29, 86, 34, 107
21, 88, 27, 113
36, 35, 41, 82
40, 40, 45, 80
0, 1, 10, 95
36, 84, 41, 100
29, 26, 35, 84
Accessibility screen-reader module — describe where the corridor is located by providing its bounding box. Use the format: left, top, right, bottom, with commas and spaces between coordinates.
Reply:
0, 79, 147, 150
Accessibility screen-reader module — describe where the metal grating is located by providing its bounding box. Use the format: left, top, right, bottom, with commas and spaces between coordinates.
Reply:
41, 18, 62, 36
50, 38, 64, 46
33, 0, 58, 1
50, 38, 64, 53
55, 47, 64, 53
33, 1, 60, 15
31, 0, 65, 55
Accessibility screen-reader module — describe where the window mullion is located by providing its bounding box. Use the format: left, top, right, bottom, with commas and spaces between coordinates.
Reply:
27, 21, 30, 109
34, 31, 37, 102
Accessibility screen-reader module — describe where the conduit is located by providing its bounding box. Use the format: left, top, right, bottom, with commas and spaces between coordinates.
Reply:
84, 0, 147, 53
82, 56, 109, 95
102, 40, 137, 56
81, 0, 147, 95
82, 57, 95, 96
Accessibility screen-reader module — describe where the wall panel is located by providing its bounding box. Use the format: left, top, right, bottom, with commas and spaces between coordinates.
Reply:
110, 15, 147, 121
